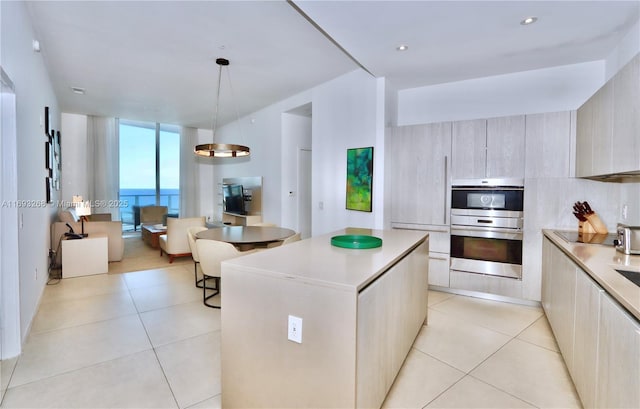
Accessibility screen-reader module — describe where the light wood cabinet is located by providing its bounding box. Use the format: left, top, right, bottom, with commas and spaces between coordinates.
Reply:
542, 236, 640, 409
596, 293, 640, 409
590, 82, 614, 176
451, 119, 486, 179
572, 269, 602, 409
612, 54, 640, 174
356, 240, 429, 408
451, 115, 525, 180
221, 230, 429, 408
388, 123, 452, 288
486, 116, 526, 178
525, 111, 573, 178
388, 123, 451, 226
576, 53, 640, 177
541, 238, 576, 370
391, 223, 450, 288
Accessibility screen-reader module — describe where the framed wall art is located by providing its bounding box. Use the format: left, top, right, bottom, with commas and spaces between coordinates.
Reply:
345, 146, 373, 212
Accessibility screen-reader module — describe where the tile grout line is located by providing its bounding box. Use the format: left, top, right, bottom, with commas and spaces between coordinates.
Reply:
128, 282, 181, 409
417, 302, 550, 409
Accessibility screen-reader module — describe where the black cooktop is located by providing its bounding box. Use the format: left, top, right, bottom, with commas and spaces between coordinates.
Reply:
554, 231, 618, 246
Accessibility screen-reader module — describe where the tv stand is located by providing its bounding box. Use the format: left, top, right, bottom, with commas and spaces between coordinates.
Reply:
223, 212, 262, 226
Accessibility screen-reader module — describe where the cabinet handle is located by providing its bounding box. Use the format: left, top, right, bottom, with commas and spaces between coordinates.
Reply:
443, 155, 448, 225
429, 255, 449, 261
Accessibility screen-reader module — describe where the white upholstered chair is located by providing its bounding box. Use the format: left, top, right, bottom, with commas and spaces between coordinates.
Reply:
159, 216, 205, 263
196, 239, 255, 308
186, 226, 208, 287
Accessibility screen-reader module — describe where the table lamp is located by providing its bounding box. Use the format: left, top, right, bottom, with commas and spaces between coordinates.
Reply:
73, 196, 91, 237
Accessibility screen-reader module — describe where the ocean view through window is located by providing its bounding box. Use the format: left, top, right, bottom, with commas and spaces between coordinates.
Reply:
119, 120, 180, 231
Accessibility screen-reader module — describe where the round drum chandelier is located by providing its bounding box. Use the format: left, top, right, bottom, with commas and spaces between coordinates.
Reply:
194, 58, 250, 158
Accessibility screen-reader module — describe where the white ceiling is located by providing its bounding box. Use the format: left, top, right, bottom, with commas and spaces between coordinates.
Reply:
26, 1, 639, 129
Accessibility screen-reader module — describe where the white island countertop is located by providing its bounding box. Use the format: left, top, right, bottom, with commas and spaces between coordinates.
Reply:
222, 227, 428, 292
543, 229, 640, 321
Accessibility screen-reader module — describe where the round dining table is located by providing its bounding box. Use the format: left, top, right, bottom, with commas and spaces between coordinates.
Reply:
196, 225, 296, 251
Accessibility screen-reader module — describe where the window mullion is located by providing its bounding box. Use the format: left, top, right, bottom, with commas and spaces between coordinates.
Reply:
155, 122, 161, 205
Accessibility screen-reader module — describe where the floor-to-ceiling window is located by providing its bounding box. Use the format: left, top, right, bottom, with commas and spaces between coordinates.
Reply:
119, 119, 180, 231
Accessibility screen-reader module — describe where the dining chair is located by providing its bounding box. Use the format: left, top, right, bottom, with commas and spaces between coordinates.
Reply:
196, 239, 255, 308
186, 226, 208, 288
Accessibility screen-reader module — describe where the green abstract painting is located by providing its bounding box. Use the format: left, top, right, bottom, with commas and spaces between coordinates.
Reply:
346, 147, 373, 212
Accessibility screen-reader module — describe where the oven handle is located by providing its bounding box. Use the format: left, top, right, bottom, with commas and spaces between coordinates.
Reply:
451, 226, 523, 240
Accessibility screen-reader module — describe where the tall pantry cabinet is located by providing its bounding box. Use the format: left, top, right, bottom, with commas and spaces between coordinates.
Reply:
388, 123, 452, 287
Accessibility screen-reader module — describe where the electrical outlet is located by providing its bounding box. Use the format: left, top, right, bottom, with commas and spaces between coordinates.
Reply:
287, 315, 303, 344
622, 204, 628, 220
35, 267, 38, 280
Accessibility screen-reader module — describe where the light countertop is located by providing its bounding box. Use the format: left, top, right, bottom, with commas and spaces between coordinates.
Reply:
543, 229, 640, 321
222, 227, 428, 292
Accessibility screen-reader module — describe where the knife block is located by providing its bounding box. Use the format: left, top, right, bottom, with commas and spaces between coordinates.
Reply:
578, 213, 608, 234
579, 220, 597, 234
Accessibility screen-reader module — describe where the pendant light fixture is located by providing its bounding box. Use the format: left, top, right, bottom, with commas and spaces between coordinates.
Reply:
194, 58, 250, 158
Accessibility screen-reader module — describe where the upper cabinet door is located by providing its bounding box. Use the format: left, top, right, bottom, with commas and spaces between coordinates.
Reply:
388, 123, 451, 226
451, 119, 486, 180
589, 82, 614, 176
486, 115, 526, 179
612, 54, 640, 174
525, 111, 572, 178
576, 53, 639, 178
576, 93, 595, 177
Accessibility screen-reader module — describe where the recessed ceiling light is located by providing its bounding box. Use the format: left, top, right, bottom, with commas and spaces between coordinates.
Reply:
71, 87, 85, 95
396, 44, 409, 51
520, 16, 538, 25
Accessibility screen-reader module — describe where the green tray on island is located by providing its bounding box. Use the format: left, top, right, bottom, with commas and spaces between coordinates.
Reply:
330, 234, 382, 249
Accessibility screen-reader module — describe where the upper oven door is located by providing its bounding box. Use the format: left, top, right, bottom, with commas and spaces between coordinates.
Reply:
451, 182, 524, 213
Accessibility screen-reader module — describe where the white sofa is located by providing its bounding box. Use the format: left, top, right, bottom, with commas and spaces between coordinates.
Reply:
51, 209, 124, 264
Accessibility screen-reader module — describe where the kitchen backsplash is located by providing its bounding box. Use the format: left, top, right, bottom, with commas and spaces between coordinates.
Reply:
524, 177, 639, 232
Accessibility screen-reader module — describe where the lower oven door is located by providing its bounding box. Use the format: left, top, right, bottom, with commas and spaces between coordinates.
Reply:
450, 227, 523, 279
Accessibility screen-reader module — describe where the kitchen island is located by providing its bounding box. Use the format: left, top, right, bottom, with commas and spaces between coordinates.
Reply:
220, 227, 429, 409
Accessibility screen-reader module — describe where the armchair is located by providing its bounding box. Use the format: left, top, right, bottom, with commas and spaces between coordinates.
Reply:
140, 205, 168, 226
159, 216, 205, 263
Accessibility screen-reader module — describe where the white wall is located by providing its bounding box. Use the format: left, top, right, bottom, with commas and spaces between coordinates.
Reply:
312, 69, 383, 235
1, 1, 60, 346
197, 68, 385, 236
398, 61, 605, 125
195, 89, 312, 225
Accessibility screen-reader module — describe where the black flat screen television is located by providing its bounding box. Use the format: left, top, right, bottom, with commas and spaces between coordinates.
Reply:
223, 184, 246, 215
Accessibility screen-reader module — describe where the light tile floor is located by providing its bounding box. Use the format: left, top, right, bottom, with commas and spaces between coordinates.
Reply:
0, 267, 582, 408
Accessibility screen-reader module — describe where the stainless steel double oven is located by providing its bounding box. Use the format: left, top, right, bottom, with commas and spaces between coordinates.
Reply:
450, 178, 524, 280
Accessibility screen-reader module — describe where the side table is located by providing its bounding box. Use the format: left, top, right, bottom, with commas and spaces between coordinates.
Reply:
141, 224, 166, 249
61, 234, 108, 278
